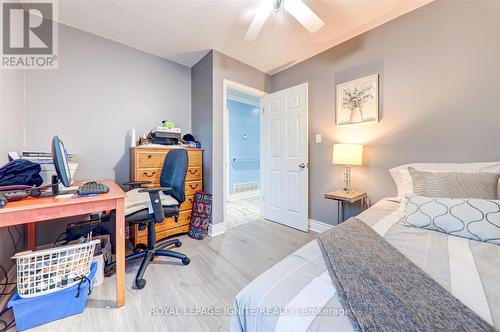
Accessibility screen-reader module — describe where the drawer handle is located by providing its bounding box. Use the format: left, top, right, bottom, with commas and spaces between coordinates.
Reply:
189, 198, 194, 203
188, 169, 198, 175
143, 171, 156, 177
189, 184, 199, 190
147, 154, 152, 159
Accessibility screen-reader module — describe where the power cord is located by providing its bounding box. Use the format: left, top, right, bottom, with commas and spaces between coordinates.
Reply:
52, 232, 67, 248
0, 226, 23, 331
0, 306, 14, 332
6, 227, 21, 253
0, 266, 15, 297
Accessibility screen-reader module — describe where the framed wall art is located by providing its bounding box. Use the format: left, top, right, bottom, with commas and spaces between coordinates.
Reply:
336, 74, 379, 126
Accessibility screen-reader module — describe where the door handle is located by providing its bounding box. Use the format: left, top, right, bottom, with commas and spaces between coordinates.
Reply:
299, 163, 308, 169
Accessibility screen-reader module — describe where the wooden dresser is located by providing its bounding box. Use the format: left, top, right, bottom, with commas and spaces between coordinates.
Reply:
130, 145, 203, 246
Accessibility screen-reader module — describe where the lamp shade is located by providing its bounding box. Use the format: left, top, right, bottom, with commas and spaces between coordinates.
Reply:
332, 144, 363, 166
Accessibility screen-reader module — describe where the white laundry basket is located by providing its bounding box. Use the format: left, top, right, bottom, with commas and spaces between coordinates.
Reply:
12, 240, 99, 298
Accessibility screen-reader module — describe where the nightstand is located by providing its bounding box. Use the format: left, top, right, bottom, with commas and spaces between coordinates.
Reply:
324, 190, 368, 223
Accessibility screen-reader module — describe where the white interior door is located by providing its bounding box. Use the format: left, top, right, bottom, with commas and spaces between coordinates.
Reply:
260, 83, 308, 231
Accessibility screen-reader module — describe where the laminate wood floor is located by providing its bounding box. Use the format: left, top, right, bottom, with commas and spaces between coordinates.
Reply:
31, 219, 315, 332
226, 196, 260, 230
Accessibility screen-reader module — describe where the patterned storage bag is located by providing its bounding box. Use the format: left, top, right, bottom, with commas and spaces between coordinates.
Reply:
188, 191, 212, 240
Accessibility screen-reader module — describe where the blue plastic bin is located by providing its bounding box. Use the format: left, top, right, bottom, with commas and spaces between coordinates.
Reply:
8, 262, 97, 331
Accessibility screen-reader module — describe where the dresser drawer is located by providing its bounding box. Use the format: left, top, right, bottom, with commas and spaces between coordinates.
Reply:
178, 210, 192, 226
134, 210, 192, 238
188, 150, 202, 167
156, 210, 191, 232
186, 167, 202, 181
179, 195, 195, 212
136, 168, 161, 183
134, 225, 191, 246
137, 152, 166, 169
185, 181, 202, 196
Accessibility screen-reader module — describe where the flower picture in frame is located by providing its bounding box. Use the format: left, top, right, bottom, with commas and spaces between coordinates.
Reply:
336, 74, 379, 126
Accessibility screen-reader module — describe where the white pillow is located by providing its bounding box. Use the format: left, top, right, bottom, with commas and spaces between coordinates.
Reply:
402, 196, 500, 246
389, 161, 500, 201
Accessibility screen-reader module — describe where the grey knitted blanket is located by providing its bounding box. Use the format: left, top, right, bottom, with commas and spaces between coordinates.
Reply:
316, 218, 495, 331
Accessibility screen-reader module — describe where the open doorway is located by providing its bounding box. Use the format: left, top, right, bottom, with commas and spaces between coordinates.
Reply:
223, 80, 266, 230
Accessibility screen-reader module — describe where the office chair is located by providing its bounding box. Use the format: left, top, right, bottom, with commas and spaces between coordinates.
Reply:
105, 149, 190, 289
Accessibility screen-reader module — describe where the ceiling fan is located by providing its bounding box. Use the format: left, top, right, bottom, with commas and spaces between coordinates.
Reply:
244, 0, 325, 41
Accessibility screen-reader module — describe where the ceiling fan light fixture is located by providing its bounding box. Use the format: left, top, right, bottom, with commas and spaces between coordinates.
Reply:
284, 0, 325, 33
243, 1, 274, 41
244, 0, 325, 41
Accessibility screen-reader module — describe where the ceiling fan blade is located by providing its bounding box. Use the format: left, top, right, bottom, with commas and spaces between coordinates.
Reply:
244, 1, 273, 41
284, 0, 325, 34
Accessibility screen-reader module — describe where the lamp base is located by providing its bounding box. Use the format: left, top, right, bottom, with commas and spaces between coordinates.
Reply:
343, 166, 351, 193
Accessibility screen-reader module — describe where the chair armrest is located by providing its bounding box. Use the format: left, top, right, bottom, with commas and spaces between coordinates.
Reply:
123, 181, 151, 189
138, 187, 172, 194
138, 187, 173, 222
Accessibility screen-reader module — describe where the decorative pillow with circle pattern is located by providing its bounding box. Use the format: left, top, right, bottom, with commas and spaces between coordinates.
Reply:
402, 196, 500, 245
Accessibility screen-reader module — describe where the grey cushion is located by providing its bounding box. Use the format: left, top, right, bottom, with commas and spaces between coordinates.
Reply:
125, 188, 179, 216
408, 167, 499, 199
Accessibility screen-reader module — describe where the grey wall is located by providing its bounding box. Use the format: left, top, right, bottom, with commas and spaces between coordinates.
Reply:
0, 70, 26, 271
191, 51, 213, 192
211, 50, 270, 225
24, 23, 191, 186
271, 0, 500, 225
21, 23, 191, 245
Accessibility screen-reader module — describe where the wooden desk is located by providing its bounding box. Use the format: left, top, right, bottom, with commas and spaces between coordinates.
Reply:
0, 179, 126, 308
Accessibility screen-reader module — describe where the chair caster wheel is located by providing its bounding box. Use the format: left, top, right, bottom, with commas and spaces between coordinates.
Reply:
136, 279, 146, 289
133, 244, 147, 253
182, 258, 190, 265
175, 241, 182, 248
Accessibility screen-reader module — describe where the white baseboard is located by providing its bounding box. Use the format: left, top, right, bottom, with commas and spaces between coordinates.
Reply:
227, 190, 260, 202
308, 219, 333, 233
208, 222, 226, 237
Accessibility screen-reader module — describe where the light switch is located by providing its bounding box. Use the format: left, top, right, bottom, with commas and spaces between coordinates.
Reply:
315, 133, 322, 144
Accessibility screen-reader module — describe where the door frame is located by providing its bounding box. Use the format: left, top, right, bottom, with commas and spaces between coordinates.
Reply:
222, 79, 267, 229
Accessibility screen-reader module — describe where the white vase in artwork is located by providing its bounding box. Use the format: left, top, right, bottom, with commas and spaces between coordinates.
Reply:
349, 108, 363, 123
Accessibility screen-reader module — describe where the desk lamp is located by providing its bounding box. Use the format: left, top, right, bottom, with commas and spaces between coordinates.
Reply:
332, 144, 363, 193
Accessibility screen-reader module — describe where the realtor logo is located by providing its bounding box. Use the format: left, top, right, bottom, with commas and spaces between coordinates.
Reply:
1, 0, 58, 69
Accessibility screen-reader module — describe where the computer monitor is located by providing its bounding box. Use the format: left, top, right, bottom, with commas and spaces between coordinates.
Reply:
52, 136, 72, 187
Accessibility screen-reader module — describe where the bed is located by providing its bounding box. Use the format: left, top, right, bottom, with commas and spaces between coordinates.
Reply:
230, 198, 500, 331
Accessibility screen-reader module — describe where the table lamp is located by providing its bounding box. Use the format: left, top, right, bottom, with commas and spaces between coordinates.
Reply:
332, 144, 363, 193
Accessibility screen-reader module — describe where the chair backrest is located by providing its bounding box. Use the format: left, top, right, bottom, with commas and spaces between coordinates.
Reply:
160, 149, 188, 203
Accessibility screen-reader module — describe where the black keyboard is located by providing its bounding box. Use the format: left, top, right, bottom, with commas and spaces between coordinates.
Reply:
78, 182, 109, 195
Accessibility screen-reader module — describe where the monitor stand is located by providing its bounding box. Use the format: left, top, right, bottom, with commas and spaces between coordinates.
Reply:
39, 175, 78, 197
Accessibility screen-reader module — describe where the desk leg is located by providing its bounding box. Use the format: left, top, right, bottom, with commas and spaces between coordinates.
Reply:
115, 198, 125, 308
27, 223, 36, 250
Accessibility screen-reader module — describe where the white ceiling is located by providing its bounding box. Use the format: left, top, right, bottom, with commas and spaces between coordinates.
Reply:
57, 0, 432, 74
